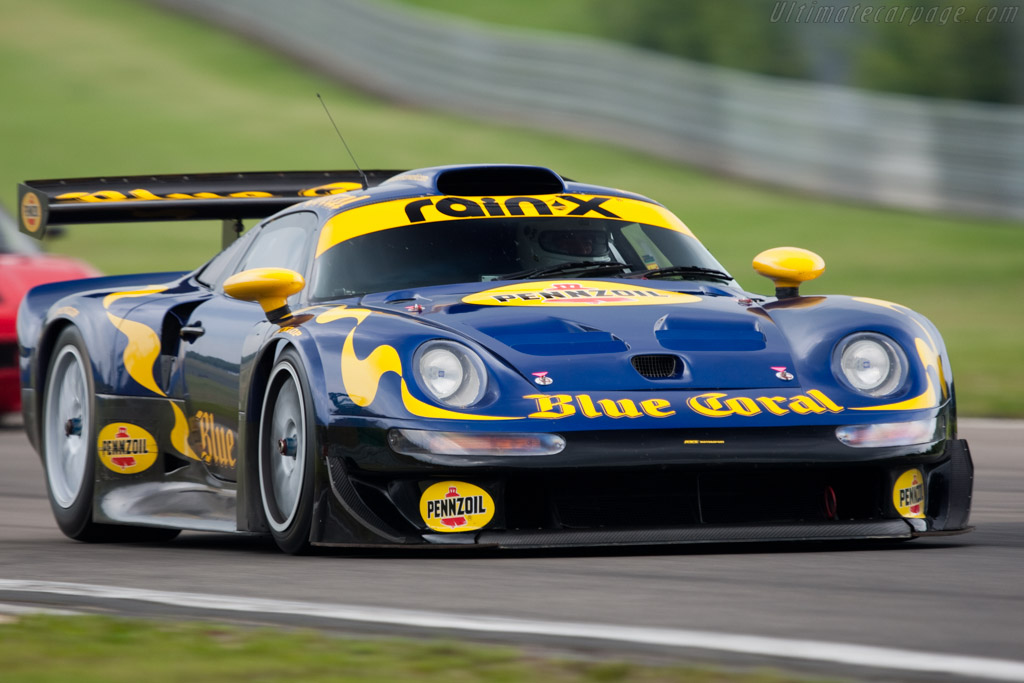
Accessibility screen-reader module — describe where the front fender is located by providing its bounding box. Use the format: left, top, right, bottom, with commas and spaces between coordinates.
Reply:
763, 294, 953, 415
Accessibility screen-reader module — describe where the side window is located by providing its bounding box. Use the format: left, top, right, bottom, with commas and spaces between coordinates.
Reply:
195, 227, 255, 288
234, 211, 319, 277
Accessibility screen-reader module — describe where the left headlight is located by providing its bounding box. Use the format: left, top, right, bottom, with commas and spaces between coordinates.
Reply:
834, 332, 907, 397
414, 340, 487, 408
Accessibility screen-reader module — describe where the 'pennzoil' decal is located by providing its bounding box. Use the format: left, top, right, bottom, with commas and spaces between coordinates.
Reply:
893, 469, 926, 518
21, 191, 42, 233
420, 481, 494, 532
463, 281, 701, 307
97, 423, 158, 474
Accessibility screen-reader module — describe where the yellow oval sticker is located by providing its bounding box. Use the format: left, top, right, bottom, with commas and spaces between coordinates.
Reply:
419, 481, 495, 533
893, 468, 926, 518
20, 191, 42, 233
97, 423, 158, 474
462, 280, 701, 307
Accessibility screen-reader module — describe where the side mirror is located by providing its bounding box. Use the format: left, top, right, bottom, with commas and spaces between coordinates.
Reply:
224, 268, 305, 325
752, 247, 825, 299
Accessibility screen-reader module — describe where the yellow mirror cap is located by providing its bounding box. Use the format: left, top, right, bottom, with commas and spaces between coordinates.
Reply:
223, 268, 305, 303
752, 247, 825, 288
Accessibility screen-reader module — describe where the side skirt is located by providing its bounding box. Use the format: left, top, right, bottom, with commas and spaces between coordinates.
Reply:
91, 394, 238, 532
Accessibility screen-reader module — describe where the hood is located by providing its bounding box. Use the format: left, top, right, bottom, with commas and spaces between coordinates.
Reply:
361, 280, 799, 392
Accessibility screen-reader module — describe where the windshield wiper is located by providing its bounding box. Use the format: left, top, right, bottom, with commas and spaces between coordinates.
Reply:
630, 265, 733, 282
497, 260, 631, 280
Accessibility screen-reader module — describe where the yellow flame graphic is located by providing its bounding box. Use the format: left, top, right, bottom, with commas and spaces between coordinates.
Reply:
169, 401, 200, 461
103, 286, 168, 396
849, 298, 946, 411
322, 309, 518, 421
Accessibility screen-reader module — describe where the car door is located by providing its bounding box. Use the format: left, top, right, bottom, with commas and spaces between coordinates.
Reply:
179, 211, 318, 481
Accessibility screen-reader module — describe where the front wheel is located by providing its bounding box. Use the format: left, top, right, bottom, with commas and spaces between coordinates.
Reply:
42, 326, 179, 543
259, 349, 316, 554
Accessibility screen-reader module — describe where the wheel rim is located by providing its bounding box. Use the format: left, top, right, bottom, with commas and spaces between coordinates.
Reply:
260, 364, 306, 532
43, 346, 90, 509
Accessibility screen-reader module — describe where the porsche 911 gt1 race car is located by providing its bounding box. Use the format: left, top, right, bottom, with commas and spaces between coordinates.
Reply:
16, 165, 972, 553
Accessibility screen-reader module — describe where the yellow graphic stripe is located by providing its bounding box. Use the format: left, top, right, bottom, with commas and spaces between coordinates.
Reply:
851, 296, 907, 313
910, 320, 949, 402
315, 305, 350, 324
102, 286, 169, 397
323, 308, 518, 420
342, 324, 403, 407
849, 297, 947, 411
169, 401, 201, 461
103, 286, 168, 309
299, 181, 364, 197
315, 194, 695, 257
851, 375, 938, 412
105, 312, 165, 397
851, 336, 943, 412
399, 380, 517, 421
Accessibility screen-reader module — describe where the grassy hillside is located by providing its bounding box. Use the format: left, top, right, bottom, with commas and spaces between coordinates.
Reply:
1, 0, 1021, 416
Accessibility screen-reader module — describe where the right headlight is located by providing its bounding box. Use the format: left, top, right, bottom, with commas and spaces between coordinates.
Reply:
834, 332, 907, 397
414, 340, 488, 408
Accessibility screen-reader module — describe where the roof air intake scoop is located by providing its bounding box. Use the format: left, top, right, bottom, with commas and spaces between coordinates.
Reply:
435, 166, 565, 196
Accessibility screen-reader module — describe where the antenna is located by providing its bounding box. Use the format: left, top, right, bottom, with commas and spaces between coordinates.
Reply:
317, 93, 369, 189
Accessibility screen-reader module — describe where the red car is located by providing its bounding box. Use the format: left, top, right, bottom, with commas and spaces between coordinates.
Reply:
0, 207, 99, 415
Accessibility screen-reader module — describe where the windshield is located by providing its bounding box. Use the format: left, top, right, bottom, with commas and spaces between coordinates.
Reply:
311, 217, 731, 299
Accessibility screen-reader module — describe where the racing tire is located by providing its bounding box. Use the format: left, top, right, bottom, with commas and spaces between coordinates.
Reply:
259, 348, 317, 555
42, 327, 180, 543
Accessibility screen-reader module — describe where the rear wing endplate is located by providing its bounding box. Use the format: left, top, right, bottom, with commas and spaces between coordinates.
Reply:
17, 170, 401, 247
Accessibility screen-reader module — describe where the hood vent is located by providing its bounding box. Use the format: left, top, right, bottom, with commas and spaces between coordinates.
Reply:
631, 354, 680, 379
435, 166, 565, 196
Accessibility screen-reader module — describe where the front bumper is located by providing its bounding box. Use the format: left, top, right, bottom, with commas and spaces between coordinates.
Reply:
310, 425, 974, 548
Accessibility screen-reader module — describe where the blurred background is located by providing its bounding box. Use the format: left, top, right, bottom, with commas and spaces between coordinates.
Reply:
1, 0, 1021, 416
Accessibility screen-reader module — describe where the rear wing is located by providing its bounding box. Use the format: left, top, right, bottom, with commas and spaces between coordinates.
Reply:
17, 170, 402, 247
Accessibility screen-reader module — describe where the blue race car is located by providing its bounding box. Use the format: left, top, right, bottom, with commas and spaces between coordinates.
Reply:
16, 164, 972, 553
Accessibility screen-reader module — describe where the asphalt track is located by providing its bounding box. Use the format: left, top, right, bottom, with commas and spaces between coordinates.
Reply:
1, 415, 1022, 681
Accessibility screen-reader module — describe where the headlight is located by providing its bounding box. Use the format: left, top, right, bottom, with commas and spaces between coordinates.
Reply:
389, 429, 566, 456
415, 340, 487, 407
834, 332, 906, 397
836, 417, 938, 448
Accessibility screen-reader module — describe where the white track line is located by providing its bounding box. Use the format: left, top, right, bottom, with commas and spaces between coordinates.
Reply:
1, 579, 1022, 681
0, 602, 81, 616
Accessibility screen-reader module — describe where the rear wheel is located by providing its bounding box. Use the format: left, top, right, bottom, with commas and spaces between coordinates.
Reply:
42, 326, 179, 543
259, 349, 316, 554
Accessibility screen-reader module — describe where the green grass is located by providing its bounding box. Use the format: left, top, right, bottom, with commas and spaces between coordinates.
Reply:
1, 0, 1022, 416
0, 614, 825, 683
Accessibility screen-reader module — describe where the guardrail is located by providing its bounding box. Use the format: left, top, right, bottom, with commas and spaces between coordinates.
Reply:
159, 0, 1024, 221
